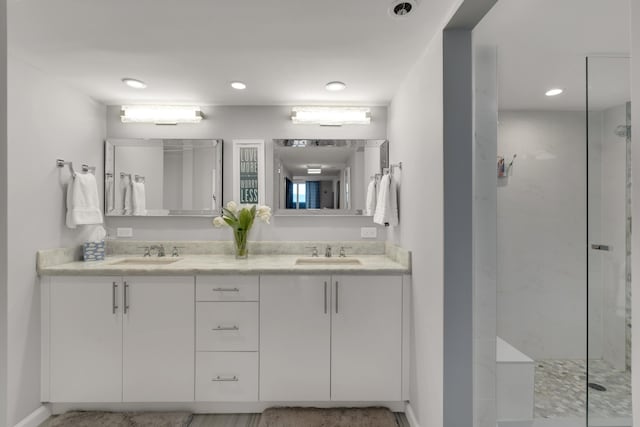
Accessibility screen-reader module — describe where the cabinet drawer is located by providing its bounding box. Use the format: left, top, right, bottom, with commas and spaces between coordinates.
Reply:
196, 276, 259, 301
197, 302, 258, 351
196, 352, 258, 402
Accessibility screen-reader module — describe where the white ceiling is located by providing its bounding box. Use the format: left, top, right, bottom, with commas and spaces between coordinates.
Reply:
474, 0, 631, 111
276, 147, 353, 176
8, 0, 458, 106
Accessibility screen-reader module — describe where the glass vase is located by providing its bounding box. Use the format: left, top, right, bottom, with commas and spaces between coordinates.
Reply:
233, 229, 249, 259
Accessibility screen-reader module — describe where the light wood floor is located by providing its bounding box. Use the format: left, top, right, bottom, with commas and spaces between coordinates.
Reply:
40, 412, 409, 427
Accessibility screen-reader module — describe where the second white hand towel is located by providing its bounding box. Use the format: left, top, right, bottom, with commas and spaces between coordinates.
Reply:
123, 179, 133, 215
373, 174, 390, 225
132, 181, 147, 216
69, 173, 103, 225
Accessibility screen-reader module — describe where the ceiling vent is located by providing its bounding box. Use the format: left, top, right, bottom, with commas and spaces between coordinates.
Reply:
389, 0, 417, 17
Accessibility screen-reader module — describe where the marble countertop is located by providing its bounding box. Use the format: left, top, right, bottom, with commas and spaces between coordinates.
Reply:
38, 254, 410, 276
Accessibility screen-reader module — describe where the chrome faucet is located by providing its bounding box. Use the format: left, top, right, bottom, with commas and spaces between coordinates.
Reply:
150, 244, 166, 257
171, 246, 184, 257
325, 245, 332, 258
138, 246, 151, 257
339, 246, 352, 258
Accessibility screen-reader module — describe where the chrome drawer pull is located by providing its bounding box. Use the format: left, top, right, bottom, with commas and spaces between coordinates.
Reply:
112, 282, 118, 314
212, 287, 240, 292
212, 375, 238, 382
212, 325, 239, 331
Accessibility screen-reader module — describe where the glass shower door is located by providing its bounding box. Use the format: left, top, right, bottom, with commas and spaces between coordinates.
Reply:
587, 56, 632, 426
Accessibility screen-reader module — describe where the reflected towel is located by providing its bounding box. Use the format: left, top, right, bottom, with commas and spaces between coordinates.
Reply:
132, 181, 147, 216
105, 176, 114, 213
67, 173, 103, 226
365, 179, 377, 216
123, 180, 132, 215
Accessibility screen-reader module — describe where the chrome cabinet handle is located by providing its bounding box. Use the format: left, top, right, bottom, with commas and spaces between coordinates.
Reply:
591, 244, 612, 251
212, 325, 239, 331
335, 281, 339, 313
112, 282, 118, 314
324, 281, 328, 314
124, 281, 130, 314
212, 287, 240, 292
211, 375, 238, 382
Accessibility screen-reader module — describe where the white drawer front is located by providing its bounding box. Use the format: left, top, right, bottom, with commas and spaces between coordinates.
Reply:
197, 302, 258, 351
196, 276, 259, 301
196, 352, 258, 402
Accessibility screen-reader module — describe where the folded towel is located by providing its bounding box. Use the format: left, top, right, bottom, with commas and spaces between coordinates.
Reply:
123, 179, 133, 215
68, 173, 103, 226
365, 179, 377, 216
65, 181, 76, 229
373, 174, 399, 227
132, 181, 147, 216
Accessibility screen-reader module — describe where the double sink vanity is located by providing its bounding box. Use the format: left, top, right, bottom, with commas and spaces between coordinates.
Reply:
37, 241, 411, 413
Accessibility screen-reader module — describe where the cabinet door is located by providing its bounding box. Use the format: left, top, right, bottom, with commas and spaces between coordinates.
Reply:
122, 276, 194, 402
49, 276, 122, 402
331, 275, 402, 401
260, 275, 331, 401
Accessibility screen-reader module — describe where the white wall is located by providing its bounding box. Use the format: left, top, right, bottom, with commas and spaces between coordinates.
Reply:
7, 56, 106, 426
105, 105, 388, 241
387, 32, 444, 427
0, 1, 7, 425
496, 111, 587, 360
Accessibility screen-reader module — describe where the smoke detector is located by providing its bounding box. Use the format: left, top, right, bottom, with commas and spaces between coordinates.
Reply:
389, 0, 417, 17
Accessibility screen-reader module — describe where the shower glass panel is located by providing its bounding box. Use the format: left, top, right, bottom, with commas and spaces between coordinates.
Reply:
587, 56, 632, 426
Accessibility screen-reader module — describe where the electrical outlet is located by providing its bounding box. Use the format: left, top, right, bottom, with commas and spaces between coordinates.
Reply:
360, 227, 377, 239
116, 227, 133, 238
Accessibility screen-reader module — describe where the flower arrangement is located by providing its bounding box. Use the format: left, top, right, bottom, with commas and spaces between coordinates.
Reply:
212, 201, 272, 258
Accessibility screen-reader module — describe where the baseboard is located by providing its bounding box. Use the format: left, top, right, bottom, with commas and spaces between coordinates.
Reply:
405, 403, 420, 427
13, 405, 51, 427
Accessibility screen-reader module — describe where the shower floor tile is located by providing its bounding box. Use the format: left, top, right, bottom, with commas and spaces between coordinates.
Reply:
534, 359, 631, 419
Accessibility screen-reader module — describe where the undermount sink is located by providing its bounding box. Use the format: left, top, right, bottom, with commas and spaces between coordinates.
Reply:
295, 257, 362, 266
110, 258, 182, 266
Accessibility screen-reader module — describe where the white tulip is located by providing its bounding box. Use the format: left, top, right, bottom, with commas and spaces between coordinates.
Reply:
256, 205, 272, 223
225, 201, 238, 213
212, 216, 226, 227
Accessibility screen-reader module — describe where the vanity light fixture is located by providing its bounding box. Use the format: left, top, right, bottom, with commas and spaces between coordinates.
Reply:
307, 168, 322, 174
231, 81, 247, 90
291, 106, 371, 126
121, 78, 147, 89
325, 81, 346, 91
120, 105, 203, 125
545, 88, 564, 97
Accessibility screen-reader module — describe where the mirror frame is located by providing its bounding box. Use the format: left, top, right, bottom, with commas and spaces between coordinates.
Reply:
105, 138, 223, 217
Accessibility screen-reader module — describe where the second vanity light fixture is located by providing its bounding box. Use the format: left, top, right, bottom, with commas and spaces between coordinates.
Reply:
120, 105, 203, 125
291, 106, 371, 126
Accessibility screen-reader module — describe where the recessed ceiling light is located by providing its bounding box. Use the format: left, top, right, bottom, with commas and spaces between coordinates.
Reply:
307, 168, 322, 174
545, 88, 564, 97
231, 81, 247, 90
389, 0, 417, 17
122, 78, 147, 89
325, 81, 346, 91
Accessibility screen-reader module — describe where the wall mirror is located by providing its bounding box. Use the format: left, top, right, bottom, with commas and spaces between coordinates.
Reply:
273, 139, 388, 216
105, 139, 223, 217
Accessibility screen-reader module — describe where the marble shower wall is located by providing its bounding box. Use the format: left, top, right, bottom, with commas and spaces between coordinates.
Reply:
497, 110, 589, 360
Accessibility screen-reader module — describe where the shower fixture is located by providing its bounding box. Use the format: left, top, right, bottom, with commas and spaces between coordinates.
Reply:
615, 124, 631, 138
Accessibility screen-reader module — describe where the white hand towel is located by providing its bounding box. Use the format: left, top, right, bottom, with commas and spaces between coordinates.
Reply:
123, 180, 133, 215
373, 174, 399, 227
132, 181, 147, 216
69, 173, 103, 226
373, 174, 390, 225
365, 179, 377, 216
65, 181, 76, 229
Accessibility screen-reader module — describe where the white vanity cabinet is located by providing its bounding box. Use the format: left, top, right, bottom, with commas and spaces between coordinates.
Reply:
260, 274, 403, 402
47, 276, 123, 402
42, 275, 195, 403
